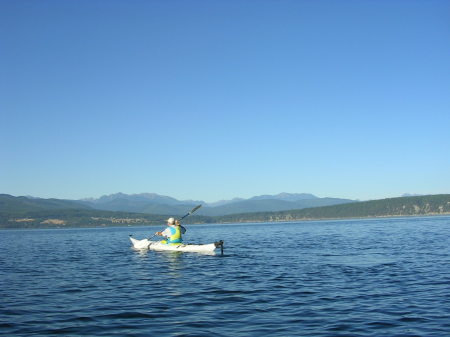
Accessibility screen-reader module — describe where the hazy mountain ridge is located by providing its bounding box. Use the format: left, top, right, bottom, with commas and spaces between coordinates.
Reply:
80, 192, 201, 206
77, 192, 354, 215
199, 197, 354, 216
250, 193, 318, 201
0, 192, 355, 217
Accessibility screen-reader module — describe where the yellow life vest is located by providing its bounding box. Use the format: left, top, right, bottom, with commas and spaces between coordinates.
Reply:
167, 225, 182, 244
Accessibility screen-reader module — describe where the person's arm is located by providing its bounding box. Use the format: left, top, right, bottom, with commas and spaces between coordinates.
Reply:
155, 228, 169, 236
157, 228, 171, 237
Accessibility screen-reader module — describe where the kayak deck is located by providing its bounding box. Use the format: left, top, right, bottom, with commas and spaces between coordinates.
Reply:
130, 236, 224, 254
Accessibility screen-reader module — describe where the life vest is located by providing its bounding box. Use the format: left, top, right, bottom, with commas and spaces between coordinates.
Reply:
167, 225, 182, 244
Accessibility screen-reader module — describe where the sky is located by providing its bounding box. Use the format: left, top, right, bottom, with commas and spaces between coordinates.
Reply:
1, 0, 449, 202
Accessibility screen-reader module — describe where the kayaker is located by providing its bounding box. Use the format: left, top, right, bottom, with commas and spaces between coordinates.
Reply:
155, 217, 186, 244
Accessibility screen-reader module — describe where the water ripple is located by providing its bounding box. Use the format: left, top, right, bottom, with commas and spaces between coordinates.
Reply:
1, 217, 450, 336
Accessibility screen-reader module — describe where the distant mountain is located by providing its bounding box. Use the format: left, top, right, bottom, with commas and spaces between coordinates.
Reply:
0, 194, 92, 213
198, 197, 354, 216
203, 199, 299, 215
250, 193, 318, 202
207, 193, 318, 207
402, 193, 423, 197
79, 193, 202, 213
78, 192, 354, 216
206, 198, 245, 207
82, 192, 188, 206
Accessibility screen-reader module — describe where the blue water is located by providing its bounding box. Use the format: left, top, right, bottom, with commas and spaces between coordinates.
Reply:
1, 216, 450, 336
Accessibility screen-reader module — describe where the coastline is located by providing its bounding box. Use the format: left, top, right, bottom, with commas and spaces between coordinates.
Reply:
2, 212, 450, 230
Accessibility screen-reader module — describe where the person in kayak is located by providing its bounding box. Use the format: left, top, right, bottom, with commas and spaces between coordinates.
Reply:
155, 217, 186, 245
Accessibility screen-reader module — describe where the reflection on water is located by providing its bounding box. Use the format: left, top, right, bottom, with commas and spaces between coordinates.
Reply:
132, 247, 149, 257
158, 251, 184, 274
132, 247, 217, 277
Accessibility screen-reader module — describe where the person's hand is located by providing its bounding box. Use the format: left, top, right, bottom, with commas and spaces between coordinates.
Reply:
155, 231, 162, 236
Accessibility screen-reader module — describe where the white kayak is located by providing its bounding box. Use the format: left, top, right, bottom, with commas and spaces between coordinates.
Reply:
130, 236, 224, 254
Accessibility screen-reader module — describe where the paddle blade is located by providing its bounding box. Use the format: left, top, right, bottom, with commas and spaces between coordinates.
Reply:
178, 204, 202, 220
190, 204, 202, 214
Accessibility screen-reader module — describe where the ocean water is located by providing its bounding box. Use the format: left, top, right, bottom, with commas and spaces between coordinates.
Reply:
1, 216, 450, 336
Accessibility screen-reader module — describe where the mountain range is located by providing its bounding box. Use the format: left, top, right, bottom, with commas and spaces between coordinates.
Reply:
0, 192, 355, 216
78, 192, 355, 216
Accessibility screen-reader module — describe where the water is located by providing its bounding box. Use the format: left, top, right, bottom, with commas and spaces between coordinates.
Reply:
1, 216, 450, 336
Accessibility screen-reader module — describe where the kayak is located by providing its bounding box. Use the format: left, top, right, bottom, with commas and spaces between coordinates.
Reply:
130, 236, 224, 254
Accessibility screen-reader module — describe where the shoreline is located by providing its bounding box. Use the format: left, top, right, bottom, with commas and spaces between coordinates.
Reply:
2, 212, 450, 230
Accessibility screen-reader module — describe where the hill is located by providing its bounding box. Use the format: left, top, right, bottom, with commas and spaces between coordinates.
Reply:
0, 194, 92, 213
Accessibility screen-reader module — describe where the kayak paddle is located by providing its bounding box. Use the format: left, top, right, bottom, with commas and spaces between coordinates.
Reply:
178, 204, 202, 221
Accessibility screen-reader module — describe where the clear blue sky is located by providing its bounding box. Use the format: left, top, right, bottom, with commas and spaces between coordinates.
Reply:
1, 0, 449, 202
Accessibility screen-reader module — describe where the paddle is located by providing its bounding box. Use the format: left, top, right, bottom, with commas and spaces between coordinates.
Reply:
178, 204, 202, 221
148, 204, 202, 240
